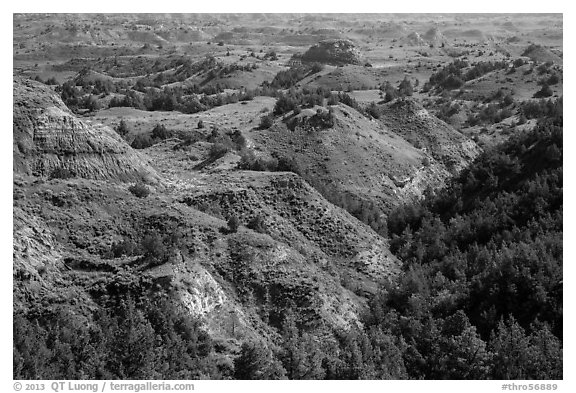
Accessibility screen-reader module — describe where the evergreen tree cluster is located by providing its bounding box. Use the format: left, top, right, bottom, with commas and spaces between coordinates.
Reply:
14, 281, 220, 379
378, 110, 563, 379
425, 60, 508, 92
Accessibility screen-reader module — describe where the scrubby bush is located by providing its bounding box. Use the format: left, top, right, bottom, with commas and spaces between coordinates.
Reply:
520, 97, 562, 119
513, 58, 525, 68
273, 94, 299, 115
398, 77, 414, 97
227, 215, 240, 233
140, 231, 169, 265
131, 134, 154, 149
247, 215, 266, 233
208, 143, 230, 160
151, 124, 172, 140
534, 84, 553, 98
115, 119, 129, 138
308, 108, 335, 129
49, 167, 75, 180
128, 183, 150, 198
310, 62, 324, 73
109, 238, 138, 258
259, 113, 274, 129
546, 74, 559, 86
238, 149, 278, 171
365, 102, 382, 119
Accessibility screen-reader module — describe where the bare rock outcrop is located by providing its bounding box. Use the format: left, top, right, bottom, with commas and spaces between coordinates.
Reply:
302, 39, 362, 65
13, 75, 159, 182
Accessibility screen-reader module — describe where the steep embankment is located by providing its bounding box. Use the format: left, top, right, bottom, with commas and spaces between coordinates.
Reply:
13, 75, 158, 181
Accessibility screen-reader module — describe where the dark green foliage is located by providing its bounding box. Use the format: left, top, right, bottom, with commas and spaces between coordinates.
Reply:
14, 292, 219, 380
426, 59, 468, 91
237, 149, 302, 175
130, 134, 154, 149
128, 183, 150, 198
279, 312, 325, 379
108, 238, 138, 258
273, 93, 300, 115
49, 167, 75, 180
381, 81, 398, 102
109, 91, 146, 111
259, 113, 274, 129
233, 341, 286, 380
238, 149, 277, 171
534, 83, 553, 98
536, 62, 553, 75
310, 62, 324, 73
365, 102, 382, 119
272, 87, 335, 116
227, 215, 240, 233
333, 92, 360, 110
377, 107, 562, 379
58, 80, 82, 111
434, 101, 461, 123
270, 64, 318, 89
208, 143, 230, 160
247, 215, 266, 233
140, 232, 169, 265
489, 317, 562, 379
426, 60, 508, 92
35, 75, 59, 85
151, 124, 172, 140
463, 61, 508, 81
308, 108, 335, 129
520, 97, 562, 120
466, 105, 508, 125
398, 77, 414, 97
115, 119, 129, 138
545, 73, 560, 86
263, 51, 278, 61
513, 58, 525, 68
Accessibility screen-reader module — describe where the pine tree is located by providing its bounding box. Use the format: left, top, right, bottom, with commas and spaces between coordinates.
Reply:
234, 341, 286, 380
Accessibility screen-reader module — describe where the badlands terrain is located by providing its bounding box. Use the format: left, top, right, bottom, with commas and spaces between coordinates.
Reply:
13, 13, 562, 380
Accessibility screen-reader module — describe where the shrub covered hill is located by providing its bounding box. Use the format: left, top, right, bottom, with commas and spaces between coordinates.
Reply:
13, 72, 562, 379
245, 96, 479, 235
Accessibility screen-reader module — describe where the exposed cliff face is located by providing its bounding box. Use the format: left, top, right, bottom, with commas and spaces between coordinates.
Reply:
13, 76, 159, 182
13, 204, 63, 309
302, 39, 362, 65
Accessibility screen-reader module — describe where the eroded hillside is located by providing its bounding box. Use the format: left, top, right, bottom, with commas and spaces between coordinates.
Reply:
13, 12, 562, 380
13, 77, 402, 376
